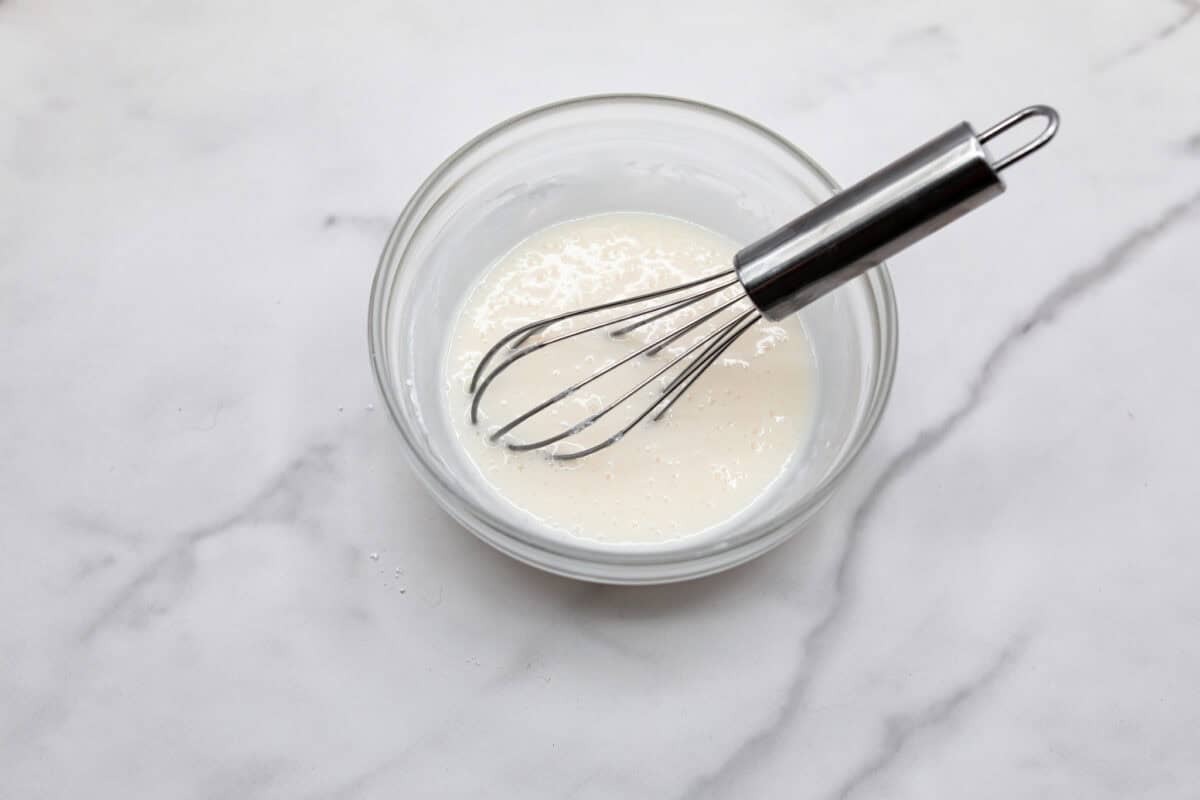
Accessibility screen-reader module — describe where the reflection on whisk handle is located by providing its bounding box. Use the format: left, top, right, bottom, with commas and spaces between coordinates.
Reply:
735, 105, 1059, 320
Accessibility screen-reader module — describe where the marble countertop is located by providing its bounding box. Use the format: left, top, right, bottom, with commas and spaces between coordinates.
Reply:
4, 0, 1199, 796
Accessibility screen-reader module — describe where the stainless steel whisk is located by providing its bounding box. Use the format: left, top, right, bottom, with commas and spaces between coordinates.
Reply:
470, 105, 1060, 460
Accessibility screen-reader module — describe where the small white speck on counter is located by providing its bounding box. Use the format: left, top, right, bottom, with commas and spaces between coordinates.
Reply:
369, 552, 379, 561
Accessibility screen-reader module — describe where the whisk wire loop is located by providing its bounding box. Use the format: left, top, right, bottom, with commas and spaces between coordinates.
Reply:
468, 269, 753, 459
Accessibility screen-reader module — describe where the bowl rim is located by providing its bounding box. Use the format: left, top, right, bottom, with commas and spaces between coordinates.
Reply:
368, 93, 898, 581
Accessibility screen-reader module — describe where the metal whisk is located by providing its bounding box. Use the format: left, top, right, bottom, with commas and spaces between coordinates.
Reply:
470, 105, 1060, 460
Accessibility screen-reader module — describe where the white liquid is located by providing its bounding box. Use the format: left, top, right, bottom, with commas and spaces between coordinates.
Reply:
445, 213, 815, 544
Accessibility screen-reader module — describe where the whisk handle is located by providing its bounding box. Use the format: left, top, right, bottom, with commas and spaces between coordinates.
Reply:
734, 105, 1059, 320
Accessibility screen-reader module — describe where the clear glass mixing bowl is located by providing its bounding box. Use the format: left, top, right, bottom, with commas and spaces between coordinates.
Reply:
369, 95, 897, 584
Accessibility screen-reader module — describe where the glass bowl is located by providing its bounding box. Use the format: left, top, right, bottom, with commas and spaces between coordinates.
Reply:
369, 95, 897, 584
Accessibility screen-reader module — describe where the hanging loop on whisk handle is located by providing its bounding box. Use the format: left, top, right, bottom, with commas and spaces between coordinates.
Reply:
735, 105, 1059, 320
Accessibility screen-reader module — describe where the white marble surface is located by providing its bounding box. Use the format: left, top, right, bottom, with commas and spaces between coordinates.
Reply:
3, 0, 1200, 796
